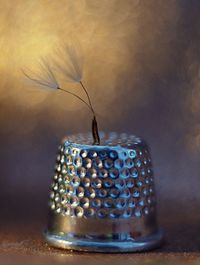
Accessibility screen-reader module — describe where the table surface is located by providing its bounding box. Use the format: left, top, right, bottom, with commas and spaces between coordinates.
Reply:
0, 214, 200, 265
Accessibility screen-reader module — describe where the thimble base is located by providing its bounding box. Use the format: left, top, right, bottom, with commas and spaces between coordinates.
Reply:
44, 229, 164, 253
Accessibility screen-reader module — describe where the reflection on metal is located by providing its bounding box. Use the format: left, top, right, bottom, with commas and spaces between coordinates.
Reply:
45, 132, 164, 252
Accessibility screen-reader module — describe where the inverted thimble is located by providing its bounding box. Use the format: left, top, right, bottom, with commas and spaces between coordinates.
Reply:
45, 132, 163, 252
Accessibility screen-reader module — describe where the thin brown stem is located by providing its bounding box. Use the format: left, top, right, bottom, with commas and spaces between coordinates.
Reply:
92, 116, 100, 145
58, 87, 92, 111
79, 81, 100, 145
80, 81, 95, 115
23, 69, 92, 111
22, 67, 101, 145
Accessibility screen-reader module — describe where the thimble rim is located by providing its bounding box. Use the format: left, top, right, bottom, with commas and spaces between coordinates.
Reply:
62, 131, 146, 149
44, 228, 164, 252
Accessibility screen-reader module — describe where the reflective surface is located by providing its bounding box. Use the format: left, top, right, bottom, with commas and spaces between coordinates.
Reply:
45, 132, 163, 252
45, 228, 164, 252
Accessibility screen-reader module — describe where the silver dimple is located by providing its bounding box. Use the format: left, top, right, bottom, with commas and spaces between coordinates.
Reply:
49, 133, 156, 219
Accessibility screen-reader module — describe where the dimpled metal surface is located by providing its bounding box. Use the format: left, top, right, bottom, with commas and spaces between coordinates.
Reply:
45, 132, 163, 252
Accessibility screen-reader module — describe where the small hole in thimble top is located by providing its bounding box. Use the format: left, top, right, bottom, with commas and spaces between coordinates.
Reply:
99, 151, 108, 159
138, 199, 145, 207
87, 188, 96, 198
80, 150, 88, 158
88, 150, 98, 158
61, 194, 68, 204
130, 168, 138, 178
55, 164, 61, 172
83, 158, 92, 169
110, 209, 121, 219
85, 208, 95, 217
98, 209, 107, 218
104, 198, 113, 208
70, 196, 79, 208
135, 159, 142, 168
59, 185, 65, 194
109, 150, 118, 159
118, 151, 128, 159
63, 206, 71, 216
80, 198, 89, 208
128, 198, 136, 208
145, 177, 150, 185
53, 174, 58, 180
120, 168, 130, 179
54, 193, 60, 202
64, 147, 71, 155
116, 198, 126, 209
125, 158, 134, 168
81, 178, 90, 188
123, 209, 132, 218
109, 168, 119, 179
91, 178, 102, 189
136, 180, 143, 187
55, 206, 61, 214
129, 150, 137, 158
92, 198, 101, 208
74, 206, 84, 218
104, 159, 114, 169
66, 156, 73, 166
115, 179, 126, 190
93, 158, 103, 169
97, 189, 107, 198
56, 154, 61, 162
134, 208, 142, 218
109, 189, 120, 198
99, 168, 108, 178
50, 201, 56, 210
52, 183, 58, 191
71, 176, 80, 187
77, 167, 86, 178
147, 197, 152, 205
127, 178, 135, 188
76, 187, 84, 198
50, 191, 55, 199
74, 157, 82, 167
141, 168, 146, 176
87, 168, 97, 178
66, 185, 74, 195
114, 159, 124, 169
103, 178, 113, 188
58, 176, 63, 183
143, 207, 149, 215
132, 188, 140, 198
120, 189, 131, 199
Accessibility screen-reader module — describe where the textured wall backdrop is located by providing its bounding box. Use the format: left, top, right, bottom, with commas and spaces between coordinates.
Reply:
0, 0, 200, 223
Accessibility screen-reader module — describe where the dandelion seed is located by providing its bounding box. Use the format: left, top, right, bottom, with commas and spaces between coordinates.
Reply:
22, 42, 101, 145
22, 58, 60, 90
53, 43, 83, 83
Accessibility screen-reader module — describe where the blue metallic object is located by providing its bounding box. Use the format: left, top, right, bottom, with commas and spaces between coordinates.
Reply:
45, 132, 164, 252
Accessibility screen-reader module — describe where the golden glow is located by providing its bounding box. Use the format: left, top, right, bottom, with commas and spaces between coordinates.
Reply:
2, 0, 198, 152
0, 0, 140, 111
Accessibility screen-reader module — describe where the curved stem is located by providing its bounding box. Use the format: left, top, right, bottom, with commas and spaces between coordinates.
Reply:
58, 87, 92, 111
79, 81, 100, 145
22, 68, 100, 145
59, 88, 100, 145
92, 116, 100, 145
80, 81, 95, 115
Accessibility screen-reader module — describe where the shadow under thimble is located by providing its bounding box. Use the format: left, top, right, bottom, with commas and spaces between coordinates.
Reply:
45, 132, 164, 252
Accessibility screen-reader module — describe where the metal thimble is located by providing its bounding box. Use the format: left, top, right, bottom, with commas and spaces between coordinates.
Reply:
45, 132, 163, 252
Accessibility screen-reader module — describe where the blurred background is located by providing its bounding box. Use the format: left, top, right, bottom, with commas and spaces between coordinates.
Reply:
0, 0, 200, 227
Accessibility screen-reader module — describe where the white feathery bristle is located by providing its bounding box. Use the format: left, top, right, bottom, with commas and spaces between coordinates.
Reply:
23, 58, 60, 90
53, 43, 83, 83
